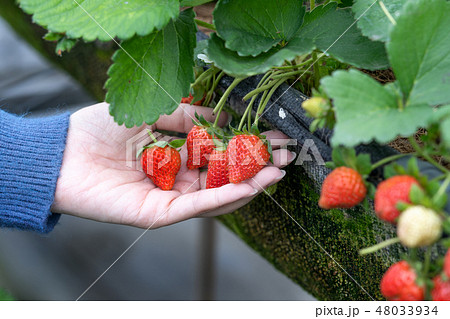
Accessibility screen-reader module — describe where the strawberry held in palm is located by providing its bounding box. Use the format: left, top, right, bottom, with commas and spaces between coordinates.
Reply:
227, 134, 270, 183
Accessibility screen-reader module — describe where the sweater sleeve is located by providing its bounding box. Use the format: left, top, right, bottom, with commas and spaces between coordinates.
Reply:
0, 110, 70, 233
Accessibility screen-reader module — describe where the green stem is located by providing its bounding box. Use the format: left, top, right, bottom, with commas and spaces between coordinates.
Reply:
147, 130, 158, 143
204, 71, 224, 106
408, 137, 450, 174
194, 19, 216, 31
423, 247, 432, 300
238, 95, 258, 131
431, 174, 448, 182
242, 71, 282, 100
271, 70, 310, 79
434, 173, 450, 201
371, 153, 414, 171
273, 58, 313, 70
254, 77, 286, 126
310, 0, 315, 10
237, 72, 273, 131
311, 51, 321, 89
192, 67, 217, 87
213, 77, 245, 127
359, 237, 400, 255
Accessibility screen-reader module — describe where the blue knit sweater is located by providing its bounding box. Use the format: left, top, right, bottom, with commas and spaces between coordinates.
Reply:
0, 110, 70, 233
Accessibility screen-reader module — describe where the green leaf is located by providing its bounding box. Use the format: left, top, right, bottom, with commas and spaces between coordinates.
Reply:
338, 0, 354, 7
214, 0, 305, 57
353, 0, 406, 42
180, 0, 213, 6
298, 3, 389, 70
321, 69, 433, 147
429, 105, 450, 149
207, 3, 388, 76
206, 33, 314, 77
388, 0, 450, 106
55, 36, 77, 55
169, 139, 187, 148
18, 0, 180, 41
43, 31, 63, 41
106, 9, 197, 127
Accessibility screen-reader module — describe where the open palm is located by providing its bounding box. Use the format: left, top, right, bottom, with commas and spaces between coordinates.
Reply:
52, 102, 294, 229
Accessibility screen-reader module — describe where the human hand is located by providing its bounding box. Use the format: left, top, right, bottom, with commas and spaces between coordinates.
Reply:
52, 102, 295, 228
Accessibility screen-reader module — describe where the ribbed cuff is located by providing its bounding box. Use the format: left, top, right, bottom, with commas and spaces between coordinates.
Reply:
0, 110, 70, 233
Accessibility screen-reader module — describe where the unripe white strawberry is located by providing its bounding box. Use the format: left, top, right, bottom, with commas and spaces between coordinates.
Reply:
397, 206, 442, 248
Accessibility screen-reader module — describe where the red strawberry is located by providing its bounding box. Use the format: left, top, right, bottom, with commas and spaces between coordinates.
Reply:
186, 125, 214, 170
227, 134, 270, 183
445, 249, 450, 278
181, 93, 204, 106
380, 261, 424, 301
141, 145, 181, 191
206, 148, 229, 189
375, 175, 420, 223
431, 276, 450, 301
318, 167, 367, 209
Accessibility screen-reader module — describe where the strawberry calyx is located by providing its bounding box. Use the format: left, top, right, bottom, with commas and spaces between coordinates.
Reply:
136, 130, 185, 158
192, 112, 227, 142
327, 146, 372, 177
212, 136, 227, 152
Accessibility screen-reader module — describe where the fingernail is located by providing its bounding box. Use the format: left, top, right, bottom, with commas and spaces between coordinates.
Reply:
276, 170, 286, 181
289, 151, 297, 162
248, 188, 258, 196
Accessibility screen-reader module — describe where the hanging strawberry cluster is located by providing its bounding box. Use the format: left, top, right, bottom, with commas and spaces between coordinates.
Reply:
318, 147, 450, 301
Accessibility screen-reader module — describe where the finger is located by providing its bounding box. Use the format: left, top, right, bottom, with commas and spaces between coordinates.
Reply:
153, 104, 229, 133
154, 183, 256, 227
200, 167, 286, 218
261, 130, 291, 150
270, 149, 296, 168
243, 166, 286, 191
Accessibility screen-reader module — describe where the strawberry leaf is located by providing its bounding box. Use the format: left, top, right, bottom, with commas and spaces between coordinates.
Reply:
388, 0, 450, 107
55, 36, 77, 55
106, 9, 196, 127
321, 69, 433, 147
207, 3, 388, 77
429, 105, 450, 149
353, 0, 405, 42
213, 0, 305, 57
18, 0, 180, 41
206, 32, 314, 77
297, 3, 389, 70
